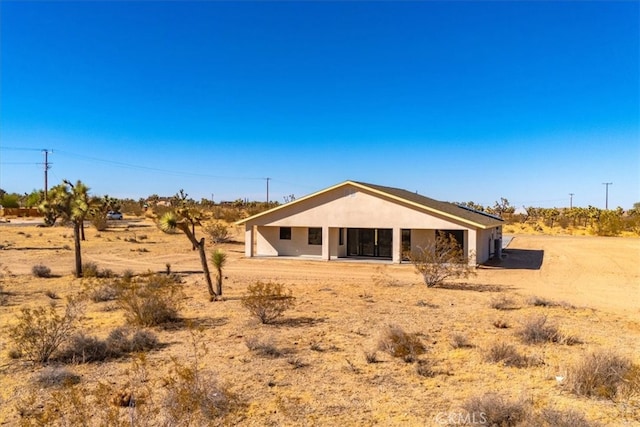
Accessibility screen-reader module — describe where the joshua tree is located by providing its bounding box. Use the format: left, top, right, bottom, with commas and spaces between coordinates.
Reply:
211, 249, 227, 297
38, 180, 90, 277
158, 194, 215, 300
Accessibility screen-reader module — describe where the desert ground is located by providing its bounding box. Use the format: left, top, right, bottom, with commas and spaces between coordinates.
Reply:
0, 217, 638, 426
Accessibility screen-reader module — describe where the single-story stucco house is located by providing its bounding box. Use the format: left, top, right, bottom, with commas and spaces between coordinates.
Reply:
236, 181, 503, 264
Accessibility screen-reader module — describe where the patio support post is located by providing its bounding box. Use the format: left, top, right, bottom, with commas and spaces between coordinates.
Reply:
392, 227, 402, 264
322, 225, 330, 261
245, 224, 254, 257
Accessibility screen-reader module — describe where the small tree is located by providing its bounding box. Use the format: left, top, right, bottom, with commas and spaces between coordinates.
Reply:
211, 249, 227, 297
158, 191, 215, 300
409, 231, 475, 287
38, 180, 91, 277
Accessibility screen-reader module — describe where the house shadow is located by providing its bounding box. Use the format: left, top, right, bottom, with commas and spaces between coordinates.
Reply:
481, 249, 544, 270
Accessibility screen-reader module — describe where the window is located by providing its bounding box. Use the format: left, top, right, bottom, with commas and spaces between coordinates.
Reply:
339, 228, 344, 245
308, 227, 322, 245
280, 227, 291, 240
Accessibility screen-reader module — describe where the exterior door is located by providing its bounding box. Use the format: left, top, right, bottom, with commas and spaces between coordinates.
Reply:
347, 228, 392, 258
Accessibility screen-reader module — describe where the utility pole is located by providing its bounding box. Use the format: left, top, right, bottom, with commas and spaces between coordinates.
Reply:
265, 177, 271, 204
602, 182, 613, 210
569, 193, 574, 209
41, 149, 52, 201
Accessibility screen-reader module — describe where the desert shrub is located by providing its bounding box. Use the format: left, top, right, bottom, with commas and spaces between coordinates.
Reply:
485, 342, 530, 368
593, 210, 624, 236
82, 261, 100, 277
89, 281, 119, 302
32, 264, 52, 278
527, 295, 556, 307
463, 393, 529, 427
409, 231, 475, 287
365, 351, 379, 364
520, 408, 599, 427
518, 315, 580, 345
57, 327, 160, 363
57, 332, 109, 363
518, 315, 559, 344
241, 281, 295, 324
36, 366, 81, 387
7, 297, 84, 363
450, 333, 473, 349
91, 214, 108, 231
415, 358, 437, 377
245, 336, 283, 358
490, 295, 519, 310
106, 327, 159, 354
203, 221, 230, 244
565, 350, 640, 399
163, 328, 242, 424
116, 273, 183, 326
378, 325, 426, 363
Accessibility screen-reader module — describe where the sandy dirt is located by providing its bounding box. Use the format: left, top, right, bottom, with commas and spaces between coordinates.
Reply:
0, 218, 638, 425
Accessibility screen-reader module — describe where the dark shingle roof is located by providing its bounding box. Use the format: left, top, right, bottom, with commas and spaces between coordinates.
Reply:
353, 181, 503, 228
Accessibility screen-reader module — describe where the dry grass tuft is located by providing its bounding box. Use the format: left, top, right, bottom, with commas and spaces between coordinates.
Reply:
490, 295, 520, 310
364, 351, 379, 364
450, 333, 474, 349
378, 325, 426, 363
415, 358, 437, 377
88, 281, 119, 302
485, 342, 532, 368
463, 393, 529, 427
520, 407, 601, 427
32, 264, 52, 278
527, 295, 558, 307
565, 350, 640, 399
245, 336, 284, 358
36, 366, 81, 387
518, 315, 581, 345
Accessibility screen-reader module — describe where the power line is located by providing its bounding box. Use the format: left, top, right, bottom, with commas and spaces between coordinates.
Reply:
0, 146, 45, 152
54, 149, 265, 181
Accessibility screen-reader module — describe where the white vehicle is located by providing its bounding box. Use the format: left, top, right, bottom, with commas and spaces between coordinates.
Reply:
106, 211, 123, 220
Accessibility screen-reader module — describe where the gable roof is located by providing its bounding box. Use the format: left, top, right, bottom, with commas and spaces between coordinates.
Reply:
236, 180, 503, 229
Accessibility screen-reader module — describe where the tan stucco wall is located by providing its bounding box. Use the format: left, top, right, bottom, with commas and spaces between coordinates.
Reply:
256, 226, 322, 257
245, 185, 472, 230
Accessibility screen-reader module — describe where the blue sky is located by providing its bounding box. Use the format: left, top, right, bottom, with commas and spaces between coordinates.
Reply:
1, 1, 638, 209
